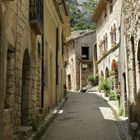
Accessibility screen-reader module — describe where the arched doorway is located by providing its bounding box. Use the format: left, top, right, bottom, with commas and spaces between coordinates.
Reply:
101, 71, 104, 78
21, 49, 31, 126
111, 59, 118, 72
105, 67, 109, 78
111, 59, 118, 89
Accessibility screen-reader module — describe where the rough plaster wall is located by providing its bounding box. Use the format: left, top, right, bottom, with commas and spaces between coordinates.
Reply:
96, 0, 122, 79
96, 0, 122, 60
44, 0, 65, 106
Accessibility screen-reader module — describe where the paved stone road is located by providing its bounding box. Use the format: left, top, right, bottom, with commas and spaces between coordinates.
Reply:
40, 92, 122, 140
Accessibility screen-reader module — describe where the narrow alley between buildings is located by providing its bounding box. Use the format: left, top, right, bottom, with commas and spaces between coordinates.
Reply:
1, 0, 140, 139
40, 92, 122, 140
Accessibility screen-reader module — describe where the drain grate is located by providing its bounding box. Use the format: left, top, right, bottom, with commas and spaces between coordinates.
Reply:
68, 111, 77, 114
59, 117, 74, 121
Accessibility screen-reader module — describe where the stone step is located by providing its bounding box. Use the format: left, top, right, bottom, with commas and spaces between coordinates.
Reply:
20, 126, 33, 140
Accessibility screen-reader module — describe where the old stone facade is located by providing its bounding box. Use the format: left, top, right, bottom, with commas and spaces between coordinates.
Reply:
65, 30, 96, 91
121, 0, 140, 125
92, 0, 122, 90
0, 1, 43, 139
0, 0, 70, 140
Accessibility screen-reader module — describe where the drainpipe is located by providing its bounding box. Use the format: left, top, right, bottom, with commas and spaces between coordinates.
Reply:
0, 9, 6, 140
41, 34, 44, 109
41, 2, 44, 109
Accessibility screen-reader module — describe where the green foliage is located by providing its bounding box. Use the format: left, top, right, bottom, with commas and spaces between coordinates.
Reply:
68, 0, 97, 31
108, 90, 118, 101
88, 75, 95, 82
118, 106, 125, 117
81, 0, 97, 14
29, 114, 38, 131
99, 78, 112, 92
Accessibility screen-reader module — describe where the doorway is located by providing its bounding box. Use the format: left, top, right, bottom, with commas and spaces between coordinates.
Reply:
68, 75, 71, 90
21, 49, 31, 126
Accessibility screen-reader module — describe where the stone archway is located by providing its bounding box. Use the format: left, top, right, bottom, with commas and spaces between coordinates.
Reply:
21, 49, 31, 126
105, 67, 109, 78
101, 71, 104, 77
111, 59, 118, 72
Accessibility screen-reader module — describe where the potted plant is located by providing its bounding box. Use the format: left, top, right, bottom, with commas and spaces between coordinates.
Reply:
99, 78, 112, 96
87, 75, 95, 86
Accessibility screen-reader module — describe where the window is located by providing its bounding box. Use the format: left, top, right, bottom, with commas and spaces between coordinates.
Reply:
104, 33, 108, 51
81, 47, 89, 60
38, 42, 41, 57
111, 24, 117, 44
101, 71, 104, 77
111, 59, 118, 71
101, 40, 105, 55
113, 24, 117, 43
94, 44, 97, 62
99, 41, 104, 57
105, 67, 109, 78
104, 8, 107, 18
110, 27, 113, 44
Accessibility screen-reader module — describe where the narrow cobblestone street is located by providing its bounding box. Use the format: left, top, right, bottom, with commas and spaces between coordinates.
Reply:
40, 92, 122, 140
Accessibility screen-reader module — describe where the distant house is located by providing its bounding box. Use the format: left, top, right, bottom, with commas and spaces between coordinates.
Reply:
64, 30, 96, 91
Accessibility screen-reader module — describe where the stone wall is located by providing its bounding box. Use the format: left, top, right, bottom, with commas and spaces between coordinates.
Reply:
0, 1, 42, 139
123, 0, 140, 122
65, 30, 96, 91
65, 41, 77, 91
0, 0, 69, 139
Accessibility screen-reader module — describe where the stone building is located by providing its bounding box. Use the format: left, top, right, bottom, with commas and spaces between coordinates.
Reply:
0, 1, 43, 139
92, 0, 122, 90
0, 0, 70, 140
65, 30, 96, 91
121, 0, 140, 126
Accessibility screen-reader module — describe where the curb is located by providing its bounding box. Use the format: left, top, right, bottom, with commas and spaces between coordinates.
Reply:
101, 95, 119, 121
92, 92, 132, 140
28, 98, 66, 140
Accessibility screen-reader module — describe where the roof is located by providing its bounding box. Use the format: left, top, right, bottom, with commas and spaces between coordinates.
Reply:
92, 0, 108, 22
66, 30, 96, 42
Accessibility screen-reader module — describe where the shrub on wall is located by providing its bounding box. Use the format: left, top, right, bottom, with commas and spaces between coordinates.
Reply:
108, 90, 118, 100
99, 78, 112, 95
88, 75, 95, 82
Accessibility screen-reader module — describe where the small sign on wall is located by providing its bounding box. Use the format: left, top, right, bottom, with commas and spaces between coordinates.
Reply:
82, 64, 88, 68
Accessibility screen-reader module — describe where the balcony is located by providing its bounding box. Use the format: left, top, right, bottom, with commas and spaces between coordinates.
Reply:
29, 0, 43, 35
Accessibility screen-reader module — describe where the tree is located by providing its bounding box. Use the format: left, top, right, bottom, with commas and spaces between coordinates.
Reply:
68, 0, 97, 31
